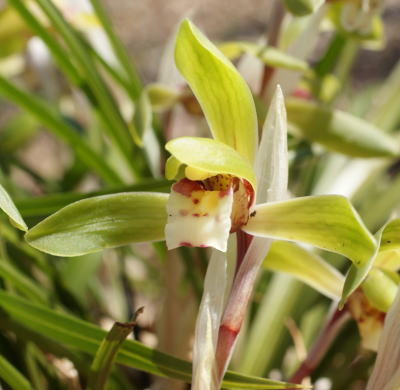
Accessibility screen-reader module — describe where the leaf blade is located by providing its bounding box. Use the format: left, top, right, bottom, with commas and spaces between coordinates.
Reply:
0, 291, 308, 389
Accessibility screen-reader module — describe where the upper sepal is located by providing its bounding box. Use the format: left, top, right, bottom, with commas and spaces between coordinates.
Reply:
175, 19, 258, 164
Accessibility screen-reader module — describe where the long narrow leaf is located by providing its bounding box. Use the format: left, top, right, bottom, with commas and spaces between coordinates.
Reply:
0, 76, 122, 184
35, 0, 138, 175
15, 180, 171, 218
0, 355, 35, 390
0, 291, 308, 389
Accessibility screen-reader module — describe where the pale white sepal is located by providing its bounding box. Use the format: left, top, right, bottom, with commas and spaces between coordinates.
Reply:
255, 85, 288, 204
192, 250, 227, 390
366, 286, 400, 390
165, 188, 233, 252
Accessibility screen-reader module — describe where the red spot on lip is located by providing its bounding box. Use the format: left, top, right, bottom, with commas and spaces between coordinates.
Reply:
192, 213, 200, 217
179, 242, 193, 247
173, 179, 204, 197
199, 244, 209, 248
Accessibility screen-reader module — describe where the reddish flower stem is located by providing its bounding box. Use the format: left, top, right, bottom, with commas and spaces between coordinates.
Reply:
235, 230, 253, 274
216, 238, 272, 381
288, 307, 351, 387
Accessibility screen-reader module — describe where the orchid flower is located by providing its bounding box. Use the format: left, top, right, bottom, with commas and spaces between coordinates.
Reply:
24, 18, 378, 390
166, 19, 377, 389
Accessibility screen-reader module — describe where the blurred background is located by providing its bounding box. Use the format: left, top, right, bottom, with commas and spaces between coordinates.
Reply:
0, 1, 400, 390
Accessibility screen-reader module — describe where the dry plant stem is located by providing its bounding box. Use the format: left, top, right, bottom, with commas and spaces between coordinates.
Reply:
216, 238, 272, 380
259, 0, 285, 96
288, 307, 351, 386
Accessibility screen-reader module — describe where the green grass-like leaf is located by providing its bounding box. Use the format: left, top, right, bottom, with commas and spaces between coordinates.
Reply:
0, 291, 308, 389
0, 355, 35, 390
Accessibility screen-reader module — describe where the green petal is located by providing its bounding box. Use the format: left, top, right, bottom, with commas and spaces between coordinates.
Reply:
243, 195, 376, 266
25, 193, 168, 257
0, 183, 27, 231
166, 137, 256, 189
175, 19, 258, 163
287, 98, 399, 157
264, 241, 344, 300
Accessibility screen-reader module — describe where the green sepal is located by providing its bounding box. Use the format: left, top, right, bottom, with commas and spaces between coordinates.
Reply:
25, 193, 169, 257
175, 19, 258, 163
